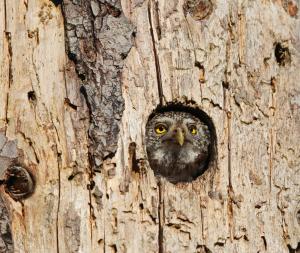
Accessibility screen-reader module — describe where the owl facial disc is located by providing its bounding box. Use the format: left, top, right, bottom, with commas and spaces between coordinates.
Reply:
145, 110, 212, 183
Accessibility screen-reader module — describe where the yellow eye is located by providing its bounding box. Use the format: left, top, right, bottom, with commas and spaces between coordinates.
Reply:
189, 126, 197, 135
155, 124, 168, 135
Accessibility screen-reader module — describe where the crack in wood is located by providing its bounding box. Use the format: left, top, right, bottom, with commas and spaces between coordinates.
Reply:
183, 13, 205, 104
268, 79, 276, 193
18, 131, 40, 164
50, 118, 63, 253
147, 0, 164, 106
227, 111, 232, 189
158, 180, 165, 253
31, 52, 41, 95
200, 196, 205, 240
88, 178, 94, 244
223, 14, 234, 241
103, 206, 106, 253
153, 1, 161, 40
223, 78, 234, 240
3, 0, 10, 131
261, 235, 267, 250
56, 151, 62, 253
275, 186, 291, 244
268, 129, 274, 193
3, 0, 8, 31
4, 29, 12, 135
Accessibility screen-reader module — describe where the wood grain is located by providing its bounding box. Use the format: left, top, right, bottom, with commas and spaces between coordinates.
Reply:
0, 0, 299, 252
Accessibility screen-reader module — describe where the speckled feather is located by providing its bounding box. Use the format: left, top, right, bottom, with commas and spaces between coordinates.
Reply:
146, 111, 211, 183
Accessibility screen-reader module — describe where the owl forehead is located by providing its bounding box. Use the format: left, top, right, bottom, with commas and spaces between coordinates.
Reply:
150, 111, 200, 125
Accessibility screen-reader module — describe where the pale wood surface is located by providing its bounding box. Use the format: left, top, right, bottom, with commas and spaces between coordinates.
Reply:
0, 0, 299, 252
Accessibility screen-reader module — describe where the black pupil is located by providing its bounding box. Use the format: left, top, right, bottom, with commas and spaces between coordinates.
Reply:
159, 126, 164, 131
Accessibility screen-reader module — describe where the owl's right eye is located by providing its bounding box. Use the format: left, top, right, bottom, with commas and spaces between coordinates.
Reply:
154, 124, 168, 135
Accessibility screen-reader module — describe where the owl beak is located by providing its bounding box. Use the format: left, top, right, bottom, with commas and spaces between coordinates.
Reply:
175, 128, 185, 146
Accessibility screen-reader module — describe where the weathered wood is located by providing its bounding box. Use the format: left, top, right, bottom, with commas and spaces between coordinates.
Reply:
0, 0, 299, 253
0, 1, 91, 252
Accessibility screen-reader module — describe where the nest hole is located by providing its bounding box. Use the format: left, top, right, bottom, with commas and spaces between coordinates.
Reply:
50, 0, 62, 6
145, 102, 217, 184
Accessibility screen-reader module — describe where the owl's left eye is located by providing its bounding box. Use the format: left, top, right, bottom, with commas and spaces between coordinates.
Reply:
189, 125, 197, 135
154, 124, 168, 135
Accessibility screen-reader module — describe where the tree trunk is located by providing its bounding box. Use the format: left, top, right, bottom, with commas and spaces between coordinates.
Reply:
0, 0, 299, 252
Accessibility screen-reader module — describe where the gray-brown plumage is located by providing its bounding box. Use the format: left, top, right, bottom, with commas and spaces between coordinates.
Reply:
145, 111, 211, 183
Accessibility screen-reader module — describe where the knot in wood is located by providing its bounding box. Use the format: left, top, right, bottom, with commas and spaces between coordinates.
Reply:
282, 0, 298, 17
4, 166, 35, 201
183, 0, 214, 21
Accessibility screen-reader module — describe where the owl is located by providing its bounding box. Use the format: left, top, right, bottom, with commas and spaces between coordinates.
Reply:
145, 111, 211, 183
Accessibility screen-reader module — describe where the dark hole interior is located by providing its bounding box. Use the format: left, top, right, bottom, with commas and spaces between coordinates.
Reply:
50, 0, 63, 7
139, 203, 144, 210
4, 166, 35, 200
27, 91, 36, 101
274, 43, 291, 66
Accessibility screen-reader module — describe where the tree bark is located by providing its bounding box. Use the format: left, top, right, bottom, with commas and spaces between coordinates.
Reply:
0, 0, 299, 253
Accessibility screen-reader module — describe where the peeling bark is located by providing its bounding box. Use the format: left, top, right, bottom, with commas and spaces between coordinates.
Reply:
0, 196, 13, 253
62, 0, 135, 166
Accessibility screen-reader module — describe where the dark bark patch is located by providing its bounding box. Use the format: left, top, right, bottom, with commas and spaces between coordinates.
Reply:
62, 0, 135, 167
64, 207, 81, 253
0, 195, 13, 253
0, 140, 18, 160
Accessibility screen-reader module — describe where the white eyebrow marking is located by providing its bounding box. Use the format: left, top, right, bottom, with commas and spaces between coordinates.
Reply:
183, 118, 197, 124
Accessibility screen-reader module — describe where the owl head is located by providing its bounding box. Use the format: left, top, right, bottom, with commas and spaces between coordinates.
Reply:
145, 111, 211, 183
